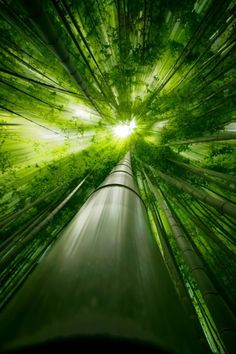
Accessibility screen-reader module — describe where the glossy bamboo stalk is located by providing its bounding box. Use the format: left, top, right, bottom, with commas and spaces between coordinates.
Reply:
169, 159, 236, 193
145, 175, 236, 354
0, 154, 202, 353
169, 159, 236, 185
151, 166, 236, 218
162, 132, 236, 146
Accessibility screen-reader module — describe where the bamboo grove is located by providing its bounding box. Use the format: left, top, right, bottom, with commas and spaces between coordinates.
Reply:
0, 0, 235, 353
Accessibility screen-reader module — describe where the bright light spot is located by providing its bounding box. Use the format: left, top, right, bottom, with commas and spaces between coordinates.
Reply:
74, 106, 98, 123
113, 119, 136, 138
75, 107, 91, 118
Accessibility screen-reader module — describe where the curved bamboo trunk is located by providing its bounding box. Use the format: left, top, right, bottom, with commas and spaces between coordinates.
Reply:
140, 176, 210, 353
151, 166, 236, 218
0, 154, 202, 353
145, 176, 236, 354
169, 159, 236, 192
163, 132, 236, 146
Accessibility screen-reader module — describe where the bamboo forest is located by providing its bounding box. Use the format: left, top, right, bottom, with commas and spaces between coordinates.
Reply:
0, 0, 235, 353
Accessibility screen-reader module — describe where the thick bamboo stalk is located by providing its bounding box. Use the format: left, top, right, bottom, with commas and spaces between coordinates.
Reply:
169, 158, 236, 192
141, 181, 210, 353
162, 132, 236, 146
0, 154, 202, 353
145, 175, 236, 354
150, 166, 236, 218
169, 159, 236, 183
